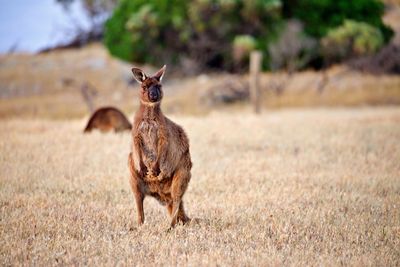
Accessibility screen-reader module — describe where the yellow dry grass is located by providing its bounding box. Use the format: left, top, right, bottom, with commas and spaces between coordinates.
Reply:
1, 108, 399, 266
1, 43, 400, 119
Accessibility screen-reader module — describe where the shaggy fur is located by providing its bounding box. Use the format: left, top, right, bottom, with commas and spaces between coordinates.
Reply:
128, 66, 192, 227
84, 107, 132, 133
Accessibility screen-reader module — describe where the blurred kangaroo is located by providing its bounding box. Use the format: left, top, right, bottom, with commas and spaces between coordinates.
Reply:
84, 107, 132, 133
128, 65, 192, 228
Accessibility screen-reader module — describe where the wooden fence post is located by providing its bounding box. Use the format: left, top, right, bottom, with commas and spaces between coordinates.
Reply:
249, 51, 262, 114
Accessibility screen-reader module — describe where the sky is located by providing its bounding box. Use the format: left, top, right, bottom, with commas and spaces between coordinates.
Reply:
0, 0, 91, 53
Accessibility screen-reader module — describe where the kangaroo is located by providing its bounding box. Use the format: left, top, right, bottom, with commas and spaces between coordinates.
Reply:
84, 107, 132, 133
128, 65, 192, 228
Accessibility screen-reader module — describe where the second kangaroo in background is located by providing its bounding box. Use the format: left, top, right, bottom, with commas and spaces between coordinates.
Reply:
128, 65, 193, 228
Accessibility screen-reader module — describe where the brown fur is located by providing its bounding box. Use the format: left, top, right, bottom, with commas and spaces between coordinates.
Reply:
128, 66, 192, 228
84, 107, 132, 133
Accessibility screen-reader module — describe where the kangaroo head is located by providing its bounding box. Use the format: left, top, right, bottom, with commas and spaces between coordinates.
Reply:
131, 65, 166, 105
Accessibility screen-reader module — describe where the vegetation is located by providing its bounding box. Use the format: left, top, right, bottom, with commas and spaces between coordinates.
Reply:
104, 0, 393, 71
268, 20, 317, 71
321, 20, 385, 63
1, 109, 400, 265
1, 44, 400, 119
283, 0, 393, 42
53, 0, 118, 48
104, 0, 282, 70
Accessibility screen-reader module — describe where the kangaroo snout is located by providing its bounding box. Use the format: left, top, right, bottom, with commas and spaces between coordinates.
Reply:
148, 87, 160, 102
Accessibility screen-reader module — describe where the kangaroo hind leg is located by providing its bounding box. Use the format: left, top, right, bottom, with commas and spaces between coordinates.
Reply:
169, 167, 191, 227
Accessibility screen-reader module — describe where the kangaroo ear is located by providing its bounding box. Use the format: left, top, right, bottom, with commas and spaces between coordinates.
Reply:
153, 65, 166, 82
131, 67, 148, 84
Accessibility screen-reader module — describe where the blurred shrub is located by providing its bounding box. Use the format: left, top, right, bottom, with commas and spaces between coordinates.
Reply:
268, 20, 317, 71
282, 0, 393, 42
104, 0, 282, 71
381, 0, 400, 4
349, 44, 400, 74
232, 35, 257, 71
321, 20, 384, 63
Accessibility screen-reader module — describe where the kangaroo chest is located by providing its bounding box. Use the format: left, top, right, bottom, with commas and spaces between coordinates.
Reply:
139, 120, 159, 165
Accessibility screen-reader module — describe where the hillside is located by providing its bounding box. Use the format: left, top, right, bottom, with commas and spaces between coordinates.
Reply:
1, 43, 399, 119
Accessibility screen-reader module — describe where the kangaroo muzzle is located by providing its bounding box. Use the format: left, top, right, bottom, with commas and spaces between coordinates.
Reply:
148, 86, 160, 102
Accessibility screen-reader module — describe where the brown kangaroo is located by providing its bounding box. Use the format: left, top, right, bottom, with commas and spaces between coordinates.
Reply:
128, 65, 192, 228
84, 107, 132, 133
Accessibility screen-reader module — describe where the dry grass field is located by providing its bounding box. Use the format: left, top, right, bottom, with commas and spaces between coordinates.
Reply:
1, 107, 399, 266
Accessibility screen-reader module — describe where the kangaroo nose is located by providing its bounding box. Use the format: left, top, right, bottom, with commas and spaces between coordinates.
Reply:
149, 90, 158, 100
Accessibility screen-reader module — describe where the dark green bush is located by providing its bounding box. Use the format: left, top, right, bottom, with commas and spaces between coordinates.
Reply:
282, 0, 393, 42
104, 0, 282, 71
